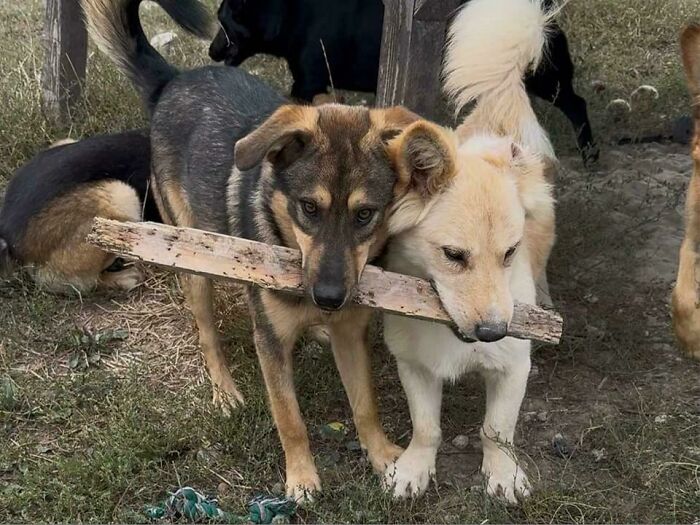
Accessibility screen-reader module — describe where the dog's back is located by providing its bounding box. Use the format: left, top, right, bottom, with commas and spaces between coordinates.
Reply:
209, 0, 384, 100
0, 131, 156, 292
672, 23, 700, 360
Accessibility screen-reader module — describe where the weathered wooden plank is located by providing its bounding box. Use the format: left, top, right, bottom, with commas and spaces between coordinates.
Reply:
377, 0, 461, 120
41, 0, 88, 125
88, 219, 564, 344
377, 0, 415, 109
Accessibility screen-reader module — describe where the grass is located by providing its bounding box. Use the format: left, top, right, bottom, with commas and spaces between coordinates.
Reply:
1, 0, 700, 523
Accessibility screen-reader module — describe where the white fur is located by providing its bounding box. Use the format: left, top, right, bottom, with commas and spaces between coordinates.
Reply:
383, 240, 535, 502
443, 0, 556, 159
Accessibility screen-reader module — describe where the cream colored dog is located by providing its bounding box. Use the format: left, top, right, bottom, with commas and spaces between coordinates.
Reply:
382, 0, 557, 503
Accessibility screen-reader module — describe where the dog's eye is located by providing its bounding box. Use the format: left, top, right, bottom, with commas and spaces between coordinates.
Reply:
504, 243, 519, 266
442, 246, 468, 265
356, 208, 375, 226
301, 200, 318, 218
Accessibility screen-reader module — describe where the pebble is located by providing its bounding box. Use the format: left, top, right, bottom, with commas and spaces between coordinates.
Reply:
150, 31, 176, 51
536, 411, 548, 422
451, 434, 469, 449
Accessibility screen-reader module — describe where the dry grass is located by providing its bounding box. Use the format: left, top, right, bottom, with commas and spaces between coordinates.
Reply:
1, 0, 700, 523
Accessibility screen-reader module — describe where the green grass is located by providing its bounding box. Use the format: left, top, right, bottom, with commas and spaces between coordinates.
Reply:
1, 0, 700, 523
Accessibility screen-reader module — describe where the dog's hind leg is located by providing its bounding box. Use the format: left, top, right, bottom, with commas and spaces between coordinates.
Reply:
255, 289, 319, 503
183, 274, 245, 412
329, 312, 403, 474
480, 351, 531, 504
24, 180, 145, 294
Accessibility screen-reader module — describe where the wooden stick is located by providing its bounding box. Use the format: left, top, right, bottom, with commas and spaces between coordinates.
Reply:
88, 219, 563, 344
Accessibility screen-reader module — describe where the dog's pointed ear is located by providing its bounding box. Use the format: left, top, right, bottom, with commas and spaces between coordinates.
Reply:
681, 23, 700, 98
234, 105, 316, 171
388, 120, 457, 197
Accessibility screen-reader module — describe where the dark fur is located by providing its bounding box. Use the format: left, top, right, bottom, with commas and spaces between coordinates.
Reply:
0, 131, 158, 266
209, 0, 598, 164
86, 0, 414, 495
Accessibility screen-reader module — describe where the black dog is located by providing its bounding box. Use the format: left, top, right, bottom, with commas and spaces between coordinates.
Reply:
209, 0, 598, 164
0, 131, 159, 292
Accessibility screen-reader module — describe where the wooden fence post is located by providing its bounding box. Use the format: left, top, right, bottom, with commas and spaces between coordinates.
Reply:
41, 0, 88, 126
376, 0, 461, 121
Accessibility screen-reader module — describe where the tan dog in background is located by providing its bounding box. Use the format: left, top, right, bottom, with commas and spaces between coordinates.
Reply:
672, 23, 700, 361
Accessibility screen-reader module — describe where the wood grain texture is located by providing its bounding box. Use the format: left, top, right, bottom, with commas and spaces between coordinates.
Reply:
88, 219, 564, 344
42, 0, 87, 125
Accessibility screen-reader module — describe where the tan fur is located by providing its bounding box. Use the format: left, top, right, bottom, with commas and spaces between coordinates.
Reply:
21, 180, 144, 293
388, 131, 552, 333
672, 24, 700, 360
49, 138, 77, 148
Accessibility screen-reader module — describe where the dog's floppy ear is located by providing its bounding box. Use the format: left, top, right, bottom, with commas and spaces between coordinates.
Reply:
234, 105, 316, 171
370, 106, 421, 144
389, 120, 457, 198
681, 23, 700, 99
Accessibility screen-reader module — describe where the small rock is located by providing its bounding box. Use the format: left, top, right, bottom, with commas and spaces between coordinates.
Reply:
591, 448, 606, 462
345, 440, 362, 452
271, 482, 285, 495
150, 31, 176, 51
451, 434, 469, 449
217, 481, 230, 495
536, 411, 548, 422
320, 421, 346, 440
551, 433, 572, 459
654, 414, 668, 424
591, 80, 606, 93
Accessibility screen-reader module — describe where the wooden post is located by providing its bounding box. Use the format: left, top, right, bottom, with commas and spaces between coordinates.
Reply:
42, 0, 88, 125
88, 219, 564, 344
376, 0, 461, 121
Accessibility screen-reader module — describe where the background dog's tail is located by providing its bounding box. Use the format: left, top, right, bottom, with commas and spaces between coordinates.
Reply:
82, 0, 213, 113
443, 0, 556, 158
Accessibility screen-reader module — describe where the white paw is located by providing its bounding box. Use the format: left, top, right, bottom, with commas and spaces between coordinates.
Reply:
383, 447, 435, 499
482, 458, 531, 504
286, 469, 321, 504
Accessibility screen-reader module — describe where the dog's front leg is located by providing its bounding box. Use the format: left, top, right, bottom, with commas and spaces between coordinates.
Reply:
480, 351, 531, 504
254, 290, 319, 503
182, 274, 244, 413
329, 311, 402, 475
384, 359, 442, 499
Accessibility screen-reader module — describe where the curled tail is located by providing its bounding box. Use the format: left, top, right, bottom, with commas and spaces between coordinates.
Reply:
82, 0, 213, 113
443, 0, 556, 158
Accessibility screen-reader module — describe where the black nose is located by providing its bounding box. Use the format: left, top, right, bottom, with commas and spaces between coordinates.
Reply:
312, 283, 347, 311
475, 321, 508, 343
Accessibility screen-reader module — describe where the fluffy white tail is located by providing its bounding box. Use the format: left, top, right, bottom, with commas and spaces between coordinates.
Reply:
443, 0, 556, 158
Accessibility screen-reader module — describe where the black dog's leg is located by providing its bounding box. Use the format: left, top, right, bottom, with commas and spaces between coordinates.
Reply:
289, 49, 332, 102
526, 27, 599, 166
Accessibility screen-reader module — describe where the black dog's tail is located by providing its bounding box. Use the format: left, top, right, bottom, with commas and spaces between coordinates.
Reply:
83, 0, 213, 113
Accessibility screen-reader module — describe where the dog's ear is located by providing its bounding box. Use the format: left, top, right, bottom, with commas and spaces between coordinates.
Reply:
389, 120, 457, 198
370, 106, 421, 144
234, 105, 316, 171
681, 23, 700, 98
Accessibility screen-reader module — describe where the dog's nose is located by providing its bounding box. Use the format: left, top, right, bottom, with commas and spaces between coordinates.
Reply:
475, 321, 508, 342
312, 283, 347, 311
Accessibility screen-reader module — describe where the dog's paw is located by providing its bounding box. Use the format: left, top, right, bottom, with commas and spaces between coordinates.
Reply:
383, 447, 435, 499
286, 468, 321, 504
211, 376, 245, 416
482, 459, 531, 504
368, 441, 403, 474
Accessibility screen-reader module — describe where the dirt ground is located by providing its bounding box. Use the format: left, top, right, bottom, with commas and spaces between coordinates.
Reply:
1, 0, 700, 522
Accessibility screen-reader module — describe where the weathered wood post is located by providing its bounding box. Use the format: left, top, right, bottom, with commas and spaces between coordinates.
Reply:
376, 0, 461, 121
42, 0, 88, 125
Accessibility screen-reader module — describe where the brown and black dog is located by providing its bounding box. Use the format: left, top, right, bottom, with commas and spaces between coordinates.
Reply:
0, 131, 159, 293
672, 23, 700, 361
84, 0, 421, 501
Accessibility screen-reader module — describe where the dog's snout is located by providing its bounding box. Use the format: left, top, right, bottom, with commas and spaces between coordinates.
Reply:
312, 283, 347, 311
475, 321, 508, 343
